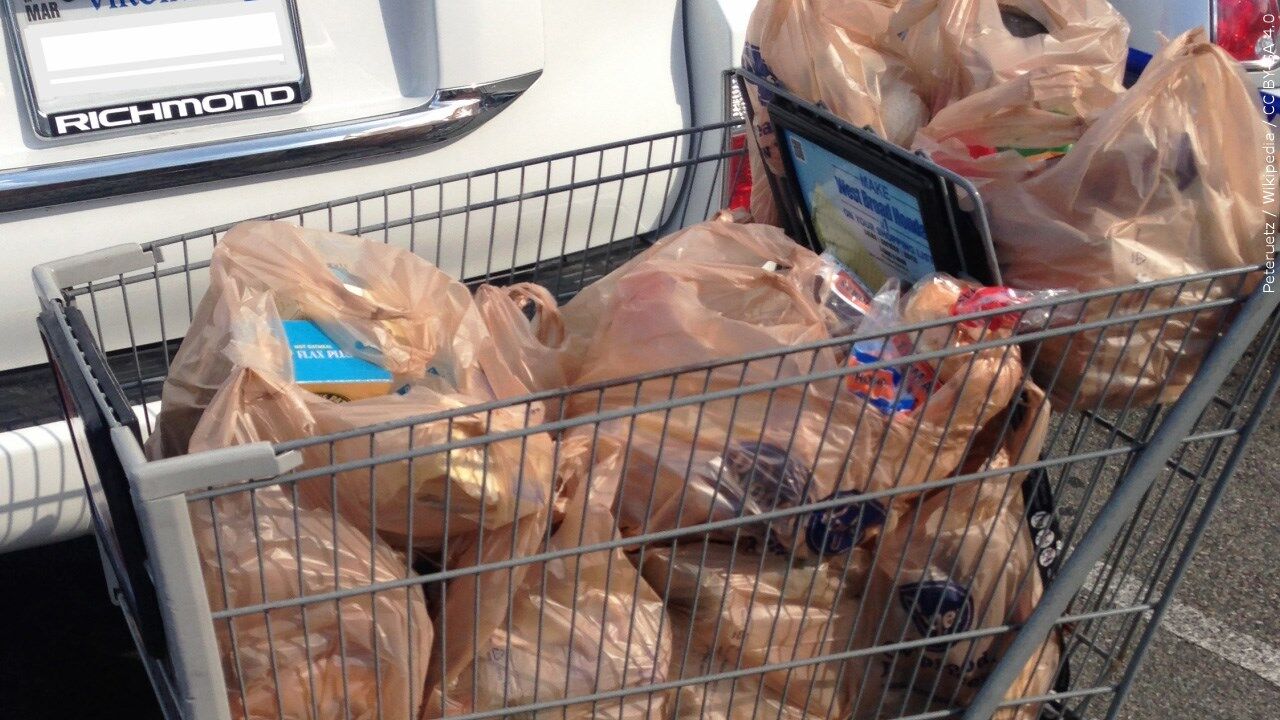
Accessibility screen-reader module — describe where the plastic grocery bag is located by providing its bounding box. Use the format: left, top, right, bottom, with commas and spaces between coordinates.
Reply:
190, 484, 431, 720
641, 544, 859, 717
742, 0, 926, 224
844, 464, 1055, 718
188, 348, 556, 702
174, 272, 556, 551
743, 0, 923, 147
561, 220, 829, 356
159, 223, 564, 708
150, 219, 560, 546
559, 221, 856, 556
558, 224, 1024, 559
893, 0, 1129, 113
428, 433, 672, 720
976, 31, 1271, 407
196, 369, 557, 715
146, 221, 512, 459
188, 379, 432, 720
189, 361, 559, 709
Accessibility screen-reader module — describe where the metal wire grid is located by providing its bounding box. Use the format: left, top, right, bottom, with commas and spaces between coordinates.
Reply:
168, 274, 1272, 720
42, 122, 1277, 720
202, 275, 1269, 717
64, 120, 747, 439
186, 285, 1259, 717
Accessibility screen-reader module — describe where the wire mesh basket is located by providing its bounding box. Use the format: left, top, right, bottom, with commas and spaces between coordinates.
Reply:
34, 117, 1280, 720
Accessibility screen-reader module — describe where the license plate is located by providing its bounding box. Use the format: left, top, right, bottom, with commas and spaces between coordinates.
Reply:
5, 0, 308, 138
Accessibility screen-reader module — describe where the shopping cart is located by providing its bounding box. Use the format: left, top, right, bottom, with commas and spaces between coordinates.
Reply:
33, 104, 1279, 720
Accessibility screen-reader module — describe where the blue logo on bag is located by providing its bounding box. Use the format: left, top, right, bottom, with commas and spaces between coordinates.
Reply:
898, 580, 974, 647
742, 43, 781, 103
805, 493, 887, 555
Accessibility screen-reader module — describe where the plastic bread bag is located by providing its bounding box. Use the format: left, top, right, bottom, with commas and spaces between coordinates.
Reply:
665, 608, 829, 720
428, 434, 672, 720
912, 65, 1121, 183
742, 0, 926, 225
978, 31, 1270, 408
844, 461, 1053, 718
894, 271, 1077, 351
188, 380, 431, 720
848, 274, 1028, 499
147, 220, 502, 460
893, 0, 1129, 113
641, 544, 859, 717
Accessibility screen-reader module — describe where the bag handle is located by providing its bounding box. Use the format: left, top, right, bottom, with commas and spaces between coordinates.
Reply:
504, 282, 566, 348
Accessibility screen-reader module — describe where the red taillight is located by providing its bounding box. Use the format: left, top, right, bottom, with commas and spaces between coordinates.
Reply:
726, 131, 753, 211
1215, 0, 1278, 61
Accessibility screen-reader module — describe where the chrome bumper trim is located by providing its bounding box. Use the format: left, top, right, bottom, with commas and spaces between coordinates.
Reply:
0, 71, 540, 213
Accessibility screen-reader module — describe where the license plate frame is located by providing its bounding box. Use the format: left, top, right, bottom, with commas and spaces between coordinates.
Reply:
4, 0, 310, 139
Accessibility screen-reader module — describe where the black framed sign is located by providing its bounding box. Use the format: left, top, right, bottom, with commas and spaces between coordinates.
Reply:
768, 97, 998, 292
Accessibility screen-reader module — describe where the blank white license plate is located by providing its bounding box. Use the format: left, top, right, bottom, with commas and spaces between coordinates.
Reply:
6, 0, 308, 138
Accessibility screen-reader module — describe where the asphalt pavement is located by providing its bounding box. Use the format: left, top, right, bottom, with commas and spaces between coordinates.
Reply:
1113, 372, 1280, 720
